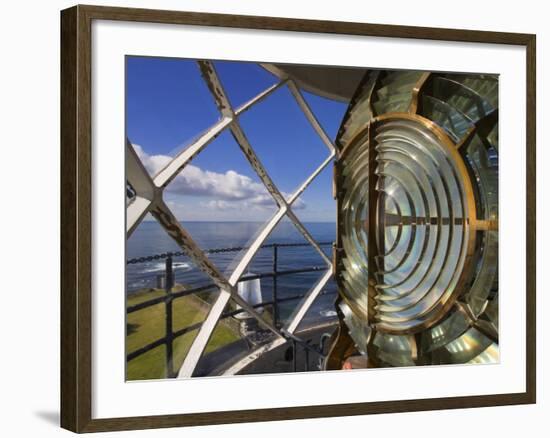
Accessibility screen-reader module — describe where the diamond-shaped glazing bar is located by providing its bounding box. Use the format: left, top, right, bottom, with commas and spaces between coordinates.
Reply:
126, 139, 155, 236
284, 269, 334, 334
192, 61, 336, 372
197, 61, 333, 267
286, 80, 336, 154
127, 60, 337, 377
220, 268, 334, 375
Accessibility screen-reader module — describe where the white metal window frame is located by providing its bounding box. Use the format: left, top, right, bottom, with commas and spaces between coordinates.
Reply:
126, 60, 336, 378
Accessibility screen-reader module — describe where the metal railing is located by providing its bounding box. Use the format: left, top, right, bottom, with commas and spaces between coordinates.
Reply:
126, 241, 336, 378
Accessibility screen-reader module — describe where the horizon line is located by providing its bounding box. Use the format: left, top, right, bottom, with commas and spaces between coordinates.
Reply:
141, 219, 337, 224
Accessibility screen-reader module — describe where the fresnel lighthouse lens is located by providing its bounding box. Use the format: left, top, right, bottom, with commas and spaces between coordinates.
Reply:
328, 71, 499, 368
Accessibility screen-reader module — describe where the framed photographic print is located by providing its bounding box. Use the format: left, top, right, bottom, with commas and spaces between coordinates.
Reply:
60, 4, 536, 432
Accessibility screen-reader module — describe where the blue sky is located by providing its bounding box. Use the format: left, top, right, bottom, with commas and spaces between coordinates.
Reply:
126, 56, 348, 223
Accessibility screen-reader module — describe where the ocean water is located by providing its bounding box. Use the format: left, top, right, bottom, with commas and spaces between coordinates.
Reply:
127, 220, 338, 325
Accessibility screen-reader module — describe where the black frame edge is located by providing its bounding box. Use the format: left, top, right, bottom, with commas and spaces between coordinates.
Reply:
60, 5, 79, 433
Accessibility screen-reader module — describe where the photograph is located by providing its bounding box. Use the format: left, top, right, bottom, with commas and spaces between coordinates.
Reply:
125, 57, 499, 380
1, 0, 542, 435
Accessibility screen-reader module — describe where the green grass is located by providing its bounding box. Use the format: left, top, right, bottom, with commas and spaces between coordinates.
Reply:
126, 287, 240, 380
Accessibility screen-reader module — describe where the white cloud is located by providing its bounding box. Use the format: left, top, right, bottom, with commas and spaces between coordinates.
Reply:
132, 144, 306, 211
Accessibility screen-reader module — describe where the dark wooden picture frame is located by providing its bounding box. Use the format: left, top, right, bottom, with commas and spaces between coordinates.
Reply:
61, 4, 536, 433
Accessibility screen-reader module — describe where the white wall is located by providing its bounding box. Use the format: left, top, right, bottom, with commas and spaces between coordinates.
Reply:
0, 0, 546, 436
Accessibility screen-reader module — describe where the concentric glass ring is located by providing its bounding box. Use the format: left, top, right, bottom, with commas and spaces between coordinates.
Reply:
339, 116, 475, 334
